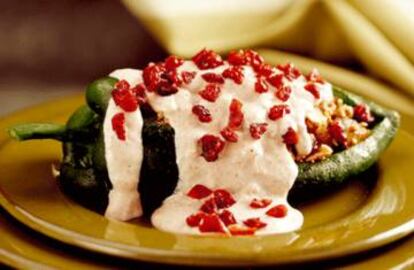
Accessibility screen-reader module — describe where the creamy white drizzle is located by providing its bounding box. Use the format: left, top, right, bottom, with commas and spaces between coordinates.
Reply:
103, 70, 144, 221
103, 62, 333, 235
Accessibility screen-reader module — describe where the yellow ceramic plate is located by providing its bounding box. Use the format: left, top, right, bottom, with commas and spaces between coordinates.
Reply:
0, 95, 413, 267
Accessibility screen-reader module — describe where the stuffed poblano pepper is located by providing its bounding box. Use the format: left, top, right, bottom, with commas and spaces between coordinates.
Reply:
8, 49, 399, 236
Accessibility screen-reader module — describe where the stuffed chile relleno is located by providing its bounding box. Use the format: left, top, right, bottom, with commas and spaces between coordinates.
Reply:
9, 49, 399, 236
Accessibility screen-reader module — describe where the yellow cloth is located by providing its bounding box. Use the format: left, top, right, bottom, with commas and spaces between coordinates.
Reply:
122, 0, 414, 114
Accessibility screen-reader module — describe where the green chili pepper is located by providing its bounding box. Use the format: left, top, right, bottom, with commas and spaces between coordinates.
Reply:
8, 77, 399, 214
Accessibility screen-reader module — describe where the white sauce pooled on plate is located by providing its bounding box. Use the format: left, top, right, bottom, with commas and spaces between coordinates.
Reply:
103, 60, 333, 235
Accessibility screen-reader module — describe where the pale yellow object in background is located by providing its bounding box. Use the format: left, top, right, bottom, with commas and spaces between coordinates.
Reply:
122, 0, 414, 102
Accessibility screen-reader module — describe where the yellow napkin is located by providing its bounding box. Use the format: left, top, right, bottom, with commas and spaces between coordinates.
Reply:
122, 0, 414, 112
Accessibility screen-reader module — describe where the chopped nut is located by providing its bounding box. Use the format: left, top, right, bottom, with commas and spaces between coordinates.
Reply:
305, 144, 333, 162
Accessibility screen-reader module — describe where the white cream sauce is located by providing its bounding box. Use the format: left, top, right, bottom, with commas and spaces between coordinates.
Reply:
104, 62, 333, 235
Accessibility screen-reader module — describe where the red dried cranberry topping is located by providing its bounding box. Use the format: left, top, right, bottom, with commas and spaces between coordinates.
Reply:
268, 105, 290, 121
266, 204, 288, 218
304, 83, 320, 99
181, 71, 196, 84
115, 80, 130, 91
111, 113, 126, 141
328, 121, 347, 145
156, 83, 178, 96
353, 104, 374, 123
112, 90, 138, 112
249, 123, 268, 139
199, 134, 225, 162
275, 85, 292, 101
143, 63, 166, 92
187, 184, 213, 199
282, 127, 299, 145
201, 73, 225, 84
219, 209, 237, 226
199, 213, 225, 233
255, 77, 269, 93
199, 84, 221, 102
306, 68, 324, 83
213, 189, 236, 209
186, 212, 205, 227
130, 83, 147, 105
227, 50, 247, 66
245, 49, 264, 70
220, 127, 239, 143
192, 49, 223, 70
228, 225, 256, 236
243, 218, 267, 229
267, 73, 284, 88
277, 63, 301, 80
228, 99, 244, 129
255, 63, 275, 77
164, 55, 184, 70
200, 197, 217, 214
142, 62, 182, 96
192, 105, 212, 123
222, 66, 244, 84
249, 198, 272, 208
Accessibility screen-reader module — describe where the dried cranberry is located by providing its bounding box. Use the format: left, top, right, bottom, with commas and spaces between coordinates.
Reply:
222, 66, 244, 84
304, 83, 320, 99
199, 84, 221, 102
156, 70, 182, 96
199, 134, 225, 162
181, 71, 196, 84
249, 123, 268, 139
255, 63, 275, 77
192, 49, 223, 70
228, 99, 244, 129
255, 77, 269, 93
143, 63, 166, 92
192, 105, 212, 123
249, 198, 272, 208
282, 127, 299, 145
227, 50, 247, 65
219, 209, 237, 226
201, 73, 225, 84
266, 204, 288, 218
220, 127, 238, 143
111, 113, 126, 141
243, 218, 267, 229
306, 68, 324, 83
267, 73, 284, 88
213, 189, 236, 209
268, 104, 290, 121
275, 85, 292, 101
114, 80, 130, 91
164, 55, 184, 70
328, 121, 347, 145
156, 81, 178, 96
130, 83, 147, 105
277, 63, 301, 80
186, 212, 205, 227
112, 82, 139, 112
353, 104, 374, 123
187, 184, 212, 199
228, 225, 256, 236
199, 214, 225, 233
245, 49, 264, 70
200, 198, 217, 214
142, 62, 181, 96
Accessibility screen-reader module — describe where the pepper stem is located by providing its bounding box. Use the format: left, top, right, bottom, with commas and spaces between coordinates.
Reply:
8, 123, 67, 141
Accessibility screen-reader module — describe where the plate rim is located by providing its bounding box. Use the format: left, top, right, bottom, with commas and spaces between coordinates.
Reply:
0, 95, 413, 267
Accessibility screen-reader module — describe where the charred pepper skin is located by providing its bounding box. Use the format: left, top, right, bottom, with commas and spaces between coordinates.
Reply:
8, 78, 400, 213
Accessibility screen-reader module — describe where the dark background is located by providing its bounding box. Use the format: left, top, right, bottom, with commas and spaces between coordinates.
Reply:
0, 0, 166, 115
